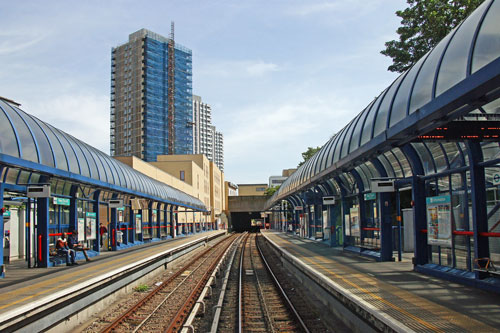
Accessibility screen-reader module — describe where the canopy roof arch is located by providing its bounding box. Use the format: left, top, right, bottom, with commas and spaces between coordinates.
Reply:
0, 98, 205, 210
267, 0, 500, 208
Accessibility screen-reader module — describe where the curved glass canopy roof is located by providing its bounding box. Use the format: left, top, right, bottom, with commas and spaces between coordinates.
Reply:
0, 99, 205, 210
268, 0, 500, 207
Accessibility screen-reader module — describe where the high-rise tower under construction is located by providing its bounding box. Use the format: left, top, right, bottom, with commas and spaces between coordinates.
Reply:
110, 27, 193, 161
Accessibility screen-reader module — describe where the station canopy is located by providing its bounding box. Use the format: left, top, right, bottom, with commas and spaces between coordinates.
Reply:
267, 0, 500, 208
0, 99, 206, 210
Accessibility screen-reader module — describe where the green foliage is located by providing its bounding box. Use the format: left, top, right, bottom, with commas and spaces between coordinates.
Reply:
381, 0, 483, 73
264, 185, 280, 197
298, 146, 321, 168
134, 284, 150, 292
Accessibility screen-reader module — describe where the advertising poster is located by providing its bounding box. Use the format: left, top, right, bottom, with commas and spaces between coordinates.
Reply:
345, 214, 351, 236
118, 207, 124, 222
152, 210, 157, 223
350, 207, 360, 237
136, 214, 142, 234
426, 195, 452, 247
78, 218, 85, 241
86, 212, 97, 240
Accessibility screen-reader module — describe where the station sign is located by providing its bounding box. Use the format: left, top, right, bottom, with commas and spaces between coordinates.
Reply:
294, 206, 303, 211
322, 196, 335, 205
27, 185, 51, 198
53, 197, 70, 206
371, 180, 395, 193
260, 212, 267, 218
108, 199, 124, 208
364, 193, 376, 201
493, 173, 500, 186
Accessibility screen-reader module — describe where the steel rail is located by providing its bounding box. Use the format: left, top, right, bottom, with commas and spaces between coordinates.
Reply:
208, 233, 246, 333
237, 233, 250, 333
165, 234, 238, 332
101, 235, 231, 333
256, 234, 311, 333
251, 234, 275, 332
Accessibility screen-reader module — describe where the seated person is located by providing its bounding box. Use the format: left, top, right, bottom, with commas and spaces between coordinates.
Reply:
67, 230, 91, 262
56, 232, 77, 266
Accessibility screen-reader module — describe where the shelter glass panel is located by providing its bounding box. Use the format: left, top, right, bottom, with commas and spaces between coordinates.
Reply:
340, 119, 357, 159
349, 102, 374, 153
23, 113, 55, 167
428, 143, 449, 174
442, 142, 465, 169
373, 74, 405, 138
482, 142, 500, 162
37, 122, 69, 171
5, 169, 19, 184
389, 56, 427, 127
332, 127, 349, 163
78, 145, 99, 180
53, 130, 80, 174
436, 3, 487, 96
0, 102, 20, 157
409, 33, 454, 114
70, 143, 91, 178
377, 155, 396, 178
392, 148, 412, 178
354, 166, 369, 191
360, 90, 386, 146
472, 0, 500, 73
384, 151, 404, 178
3, 104, 38, 163
319, 137, 336, 173
481, 96, 500, 114
412, 143, 436, 175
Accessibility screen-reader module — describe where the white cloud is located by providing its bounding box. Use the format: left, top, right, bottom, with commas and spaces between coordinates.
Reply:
24, 94, 110, 154
199, 59, 281, 78
245, 61, 279, 77
0, 30, 48, 55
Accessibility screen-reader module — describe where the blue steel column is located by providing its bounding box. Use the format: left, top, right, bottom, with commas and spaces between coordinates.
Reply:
172, 206, 177, 238
148, 202, 153, 241
466, 141, 489, 278
156, 204, 161, 239
69, 186, 78, 233
334, 177, 349, 247
36, 197, 49, 267
351, 170, 366, 247
0, 181, 4, 277
110, 207, 117, 251
379, 191, 393, 261
93, 190, 101, 252
370, 159, 392, 261
401, 145, 427, 266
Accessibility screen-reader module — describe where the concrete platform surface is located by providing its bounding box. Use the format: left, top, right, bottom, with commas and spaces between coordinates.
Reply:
0, 230, 225, 317
262, 230, 500, 333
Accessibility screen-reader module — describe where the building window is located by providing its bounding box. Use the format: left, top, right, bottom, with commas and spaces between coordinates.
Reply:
180, 170, 185, 181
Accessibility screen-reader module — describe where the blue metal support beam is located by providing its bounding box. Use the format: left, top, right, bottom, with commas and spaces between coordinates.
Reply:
466, 141, 489, 279
402, 144, 427, 266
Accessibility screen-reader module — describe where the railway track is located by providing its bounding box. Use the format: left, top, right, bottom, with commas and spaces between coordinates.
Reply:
238, 233, 309, 333
100, 233, 238, 332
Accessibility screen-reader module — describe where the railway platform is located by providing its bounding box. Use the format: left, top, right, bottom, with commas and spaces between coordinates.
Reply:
0, 230, 226, 332
262, 230, 500, 333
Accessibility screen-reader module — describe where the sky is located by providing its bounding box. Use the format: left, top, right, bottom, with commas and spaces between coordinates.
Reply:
0, 0, 407, 184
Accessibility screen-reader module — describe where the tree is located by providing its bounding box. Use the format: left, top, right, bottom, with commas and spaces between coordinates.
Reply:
381, 0, 483, 73
264, 185, 280, 197
298, 146, 321, 168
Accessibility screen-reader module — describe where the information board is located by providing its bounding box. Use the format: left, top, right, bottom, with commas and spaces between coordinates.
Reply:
426, 195, 452, 247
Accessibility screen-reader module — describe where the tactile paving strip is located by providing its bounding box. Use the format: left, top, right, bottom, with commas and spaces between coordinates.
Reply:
265, 233, 498, 333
